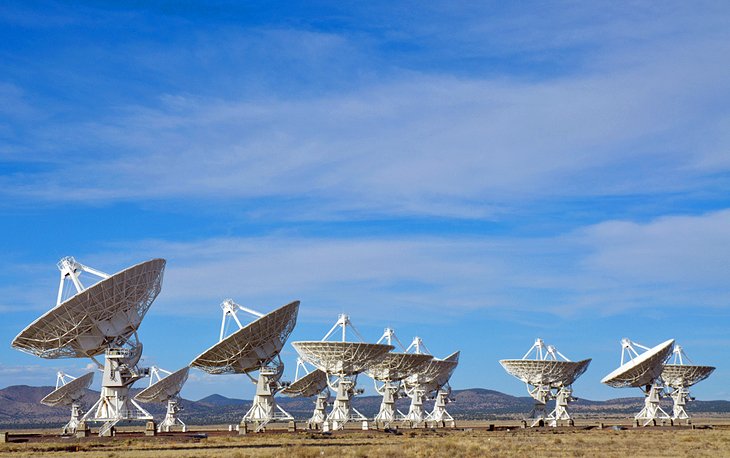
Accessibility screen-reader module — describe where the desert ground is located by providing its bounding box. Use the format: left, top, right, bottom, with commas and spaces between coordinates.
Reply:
2, 419, 730, 457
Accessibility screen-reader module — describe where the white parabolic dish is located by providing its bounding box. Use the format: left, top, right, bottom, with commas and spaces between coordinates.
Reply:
367, 353, 434, 382
291, 342, 394, 376
40, 372, 94, 407
281, 369, 329, 398
135, 367, 190, 404
12, 259, 166, 359
409, 351, 459, 392
661, 364, 715, 388
601, 339, 675, 388
499, 359, 591, 387
190, 301, 299, 375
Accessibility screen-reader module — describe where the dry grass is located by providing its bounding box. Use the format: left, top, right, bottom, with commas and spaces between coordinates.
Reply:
2, 427, 730, 458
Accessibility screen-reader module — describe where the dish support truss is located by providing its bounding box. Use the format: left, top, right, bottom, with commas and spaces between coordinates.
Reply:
241, 357, 293, 432
522, 339, 579, 427
82, 333, 153, 436
621, 339, 671, 426
220, 300, 293, 432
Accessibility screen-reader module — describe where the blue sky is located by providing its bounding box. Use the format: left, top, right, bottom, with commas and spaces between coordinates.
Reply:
1, 1, 729, 403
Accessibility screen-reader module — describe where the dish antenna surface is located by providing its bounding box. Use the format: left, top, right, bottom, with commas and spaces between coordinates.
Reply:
500, 338, 591, 427
135, 366, 190, 432
281, 359, 330, 428
402, 337, 460, 428
292, 314, 394, 431
40, 371, 94, 435
12, 257, 165, 436
661, 344, 715, 422
601, 338, 674, 426
191, 299, 299, 432
366, 328, 432, 428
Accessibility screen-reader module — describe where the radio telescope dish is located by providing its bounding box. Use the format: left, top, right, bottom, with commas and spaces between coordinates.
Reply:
12, 258, 165, 359
366, 328, 433, 428
191, 300, 299, 374
135, 366, 189, 432
11, 257, 165, 437
401, 337, 459, 428
602, 338, 674, 426
661, 344, 715, 422
500, 338, 591, 427
602, 338, 674, 388
292, 314, 394, 430
190, 299, 300, 432
282, 367, 329, 398
41, 372, 94, 407
281, 359, 331, 429
40, 371, 94, 435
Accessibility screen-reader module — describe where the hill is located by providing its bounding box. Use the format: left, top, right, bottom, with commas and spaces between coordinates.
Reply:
1, 385, 728, 428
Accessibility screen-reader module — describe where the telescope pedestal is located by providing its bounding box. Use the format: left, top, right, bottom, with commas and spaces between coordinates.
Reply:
82, 348, 152, 437
159, 399, 186, 432
242, 366, 293, 432
547, 387, 574, 426
62, 403, 83, 435
308, 392, 329, 429
374, 382, 400, 427
527, 385, 550, 427
404, 386, 426, 427
669, 386, 690, 420
635, 384, 670, 426
426, 388, 454, 427
327, 378, 365, 430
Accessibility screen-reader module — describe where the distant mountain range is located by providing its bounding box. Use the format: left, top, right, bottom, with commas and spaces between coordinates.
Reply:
1, 385, 728, 429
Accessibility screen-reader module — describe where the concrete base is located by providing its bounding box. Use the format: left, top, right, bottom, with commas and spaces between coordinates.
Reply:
1, 432, 8, 443
288, 421, 297, 432
238, 422, 248, 435
145, 421, 157, 436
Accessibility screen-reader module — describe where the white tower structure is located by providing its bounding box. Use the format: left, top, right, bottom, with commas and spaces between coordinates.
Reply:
602, 338, 675, 426
500, 338, 591, 427
661, 344, 715, 423
12, 257, 166, 436
292, 314, 393, 431
191, 299, 299, 432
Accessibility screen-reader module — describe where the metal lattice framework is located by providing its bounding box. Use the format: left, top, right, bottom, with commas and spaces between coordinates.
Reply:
12, 258, 165, 359
190, 301, 299, 374
500, 338, 591, 427
602, 338, 675, 426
